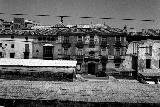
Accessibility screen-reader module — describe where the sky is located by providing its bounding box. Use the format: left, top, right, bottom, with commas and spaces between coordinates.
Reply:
0, 0, 160, 31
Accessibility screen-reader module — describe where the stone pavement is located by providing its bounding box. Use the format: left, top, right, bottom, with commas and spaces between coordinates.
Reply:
0, 78, 160, 103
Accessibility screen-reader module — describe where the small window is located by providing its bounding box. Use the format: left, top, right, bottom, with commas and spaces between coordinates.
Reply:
38, 37, 42, 41
47, 37, 50, 41
146, 59, 151, 69
11, 36, 14, 39
0, 43, 2, 47
145, 46, 152, 56
115, 36, 121, 42
25, 37, 28, 41
11, 44, 14, 48
5, 44, 7, 46
10, 53, 15, 58
43, 37, 46, 41
51, 37, 55, 41
0, 52, 2, 57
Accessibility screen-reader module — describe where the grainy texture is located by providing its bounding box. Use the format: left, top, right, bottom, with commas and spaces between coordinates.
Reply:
0, 79, 159, 103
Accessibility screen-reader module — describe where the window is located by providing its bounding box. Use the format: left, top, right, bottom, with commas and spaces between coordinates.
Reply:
78, 36, 82, 41
102, 37, 106, 42
89, 36, 95, 48
0, 52, 2, 57
133, 42, 138, 54
115, 36, 121, 42
47, 37, 50, 41
38, 37, 42, 41
77, 49, 83, 55
25, 37, 28, 41
115, 48, 121, 57
51, 37, 55, 41
43, 37, 46, 41
0, 43, 2, 47
11, 44, 14, 48
11, 36, 14, 39
10, 53, 15, 58
64, 48, 68, 55
25, 44, 29, 52
146, 59, 151, 69
145, 46, 152, 56
64, 36, 69, 42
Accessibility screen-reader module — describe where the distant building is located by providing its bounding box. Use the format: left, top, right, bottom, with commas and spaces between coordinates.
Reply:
123, 37, 160, 79
138, 40, 160, 77
0, 23, 128, 75
13, 18, 25, 30
0, 33, 33, 59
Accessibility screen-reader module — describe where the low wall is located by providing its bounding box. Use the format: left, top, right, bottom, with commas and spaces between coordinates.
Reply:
0, 66, 75, 81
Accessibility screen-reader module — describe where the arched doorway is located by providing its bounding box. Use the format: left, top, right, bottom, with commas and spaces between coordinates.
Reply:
88, 62, 95, 75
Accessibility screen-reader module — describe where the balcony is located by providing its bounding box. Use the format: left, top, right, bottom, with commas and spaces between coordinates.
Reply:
76, 55, 83, 60
62, 55, 70, 60
62, 40, 71, 49
75, 41, 84, 49
100, 56, 108, 63
89, 41, 95, 48
100, 41, 108, 49
114, 56, 122, 63
114, 41, 122, 48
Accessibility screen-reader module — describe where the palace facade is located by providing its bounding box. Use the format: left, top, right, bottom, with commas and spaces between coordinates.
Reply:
0, 22, 128, 74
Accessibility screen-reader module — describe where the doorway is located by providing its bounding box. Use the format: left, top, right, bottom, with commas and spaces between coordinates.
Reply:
132, 55, 138, 78
24, 52, 29, 59
43, 46, 53, 60
88, 62, 95, 75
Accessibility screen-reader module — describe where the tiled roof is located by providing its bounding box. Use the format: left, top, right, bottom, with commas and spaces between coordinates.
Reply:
0, 24, 126, 36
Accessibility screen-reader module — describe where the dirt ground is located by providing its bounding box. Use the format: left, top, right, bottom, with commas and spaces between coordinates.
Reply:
0, 77, 160, 104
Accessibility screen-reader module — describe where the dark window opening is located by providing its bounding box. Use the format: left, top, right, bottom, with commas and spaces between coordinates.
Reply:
115, 48, 121, 57
115, 36, 121, 42
115, 63, 120, 68
11, 36, 14, 39
146, 59, 151, 69
89, 36, 95, 48
25, 37, 28, 41
0, 43, 2, 47
11, 44, 14, 48
10, 53, 15, 58
47, 37, 50, 41
43, 37, 46, 41
51, 37, 55, 41
25, 44, 29, 52
64, 36, 69, 42
78, 36, 82, 41
38, 37, 42, 41
0, 52, 2, 57
5, 44, 7, 46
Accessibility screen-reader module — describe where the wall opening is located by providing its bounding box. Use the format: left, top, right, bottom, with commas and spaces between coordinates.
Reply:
88, 62, 95, 75
146, 59, 151, 69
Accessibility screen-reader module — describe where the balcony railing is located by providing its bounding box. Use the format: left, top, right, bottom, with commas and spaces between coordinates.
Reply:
89, 41, 95, 48
100, 56, 108, 63
75, 41, 84, 49
62, 40, 71, 49
62, 55, 71, 60
114, 41, 122, 47
100, 41, 108, 49
76, 55, 84, 60
114, 56, 122, 63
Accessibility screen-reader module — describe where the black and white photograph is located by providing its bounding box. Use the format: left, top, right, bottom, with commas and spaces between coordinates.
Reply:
0, 0, 160, 106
